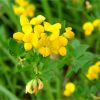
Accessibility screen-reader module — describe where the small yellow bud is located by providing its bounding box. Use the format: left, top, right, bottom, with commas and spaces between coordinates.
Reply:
20, 15, 29, 26
86, 73, 98, 80
23, 33, 33, 43
34, 25, 44, 34
59, 36, 68, 46
64, 90, 71, 96
13, 32, 24, 41
39, 47, 50, 57
59, 47, 67, 56
93, 19, 100, 27
64, 27, 75, 39
24, 43, 32, 51
83, 22, 94, 36
22, 25, 32, 34
65, 82, 75, 93
13, 6, 24, 15
30, 15, 45, 25
64, 82, 76, 97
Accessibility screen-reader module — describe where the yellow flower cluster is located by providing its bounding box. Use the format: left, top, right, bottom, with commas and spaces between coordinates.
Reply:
83, 19, 100, 36
13, 0, 35, 17
64, 82, 76, 96
26, 79, 44, 94
86, 61, 100, 80
13, 15, 75, 57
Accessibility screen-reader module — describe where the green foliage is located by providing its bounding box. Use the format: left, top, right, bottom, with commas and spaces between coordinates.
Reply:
0, 0, 100, 100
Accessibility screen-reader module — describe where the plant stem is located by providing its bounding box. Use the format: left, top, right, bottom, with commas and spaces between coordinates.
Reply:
45, 81, 54, 100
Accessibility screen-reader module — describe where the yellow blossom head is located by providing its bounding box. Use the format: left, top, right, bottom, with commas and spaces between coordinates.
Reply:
64, 82, 76, 96
93, 19, 100, 27
24, 43, 32, 51
59, 47, 67, 56
14, 0, 35, 17
64, 27, 75, 39
13, 32, 24, 41
83, 22, 94, 36
30, 15, 45, 25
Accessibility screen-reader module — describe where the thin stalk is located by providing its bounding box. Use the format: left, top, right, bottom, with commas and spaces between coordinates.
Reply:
45, 81, 54, 100
56, 77, 61, 100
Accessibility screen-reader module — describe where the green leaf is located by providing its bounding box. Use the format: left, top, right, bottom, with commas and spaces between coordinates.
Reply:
9, 39, 24, 58
67, 52, 95, 78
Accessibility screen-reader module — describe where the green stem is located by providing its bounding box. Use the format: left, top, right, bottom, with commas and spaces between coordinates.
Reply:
56, 77, 61, 100
45, 81, 54, 100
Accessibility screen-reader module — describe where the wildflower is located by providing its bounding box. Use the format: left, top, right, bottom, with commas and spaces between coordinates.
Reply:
64, 82, 76, 96
26, 79, 44, 94
63, 27, 75, 39
59, 47, 67, 56
20, 15, 29, 26
13, 15, 74, 57
51, 36, 68, 56
13, 0, 35, 17
44, 22, 61, 40
34, 25, 44, 37
83, 22, 94, 36
37, 35, 51, 57
86, 62, 100, 80
13, 32, 24, 41
24, 43, 32, 51
93, 19, 100, 27
30, 15, 45, 25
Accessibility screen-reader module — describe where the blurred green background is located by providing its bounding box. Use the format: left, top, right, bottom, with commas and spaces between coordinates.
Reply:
0, 0, 100, 100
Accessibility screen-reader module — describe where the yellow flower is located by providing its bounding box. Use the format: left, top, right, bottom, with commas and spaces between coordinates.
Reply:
59, 36, 68, 46
20, 15, 29, 26
88, 65, 100, 74
13, 0, 35, 17
32, 33, 39, 48
20, 15, 33, 34
51, 36, 68, 55
63, 27, 75, 39
64, 82, 76, 96
44, 22, 61, 33
59, 47, 67, 56
15, 0, 29, 7
95, 61, 100, 67
86, 73, 98, 80
39, 47, 50, 57
38, 35, 51, 57
22, 4, 35, 17
30, 15, 45, 25
64, 90, 71, 96
65, 82, 76, 93
13, 32, 24, 41
93, 19, 100, 27
83, 22, 94, 36
34, 25, 44, 36
13, 6, 24, 15
86, 62, 100, 80
24, 43, 32, 51
44, 22, 51, 31
23, 33, 33, 43
22, 25, 33, 34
